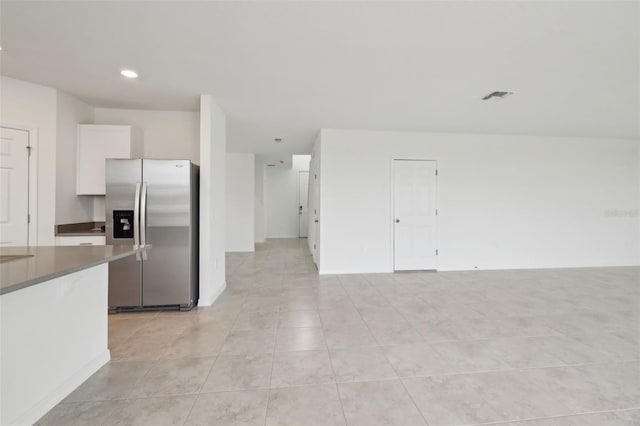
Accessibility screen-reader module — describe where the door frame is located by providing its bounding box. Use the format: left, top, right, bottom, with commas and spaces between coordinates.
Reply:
390, 158, 439, 271
308, 152, 320, 267
1, 123, 39, 246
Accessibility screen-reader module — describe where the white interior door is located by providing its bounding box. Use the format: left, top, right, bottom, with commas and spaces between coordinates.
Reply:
0, 127, 30, 246
393, 160, 437, 271
298, 171, 309, 237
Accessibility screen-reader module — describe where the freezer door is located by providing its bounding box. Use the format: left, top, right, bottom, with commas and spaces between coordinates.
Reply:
106, 159, 143, 308
141, 159, 193, 306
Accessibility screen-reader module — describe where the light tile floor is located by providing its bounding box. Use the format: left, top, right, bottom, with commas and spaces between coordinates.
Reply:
38, 238, 640, 425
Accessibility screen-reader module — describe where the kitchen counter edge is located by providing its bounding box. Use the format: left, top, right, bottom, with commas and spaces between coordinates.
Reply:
0, 245, 150, 296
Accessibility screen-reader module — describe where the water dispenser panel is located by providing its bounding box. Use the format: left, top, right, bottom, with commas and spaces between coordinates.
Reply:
113, 210, 135, 238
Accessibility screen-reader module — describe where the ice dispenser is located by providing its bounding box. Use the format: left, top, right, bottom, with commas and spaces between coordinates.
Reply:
113, 210, 135, 238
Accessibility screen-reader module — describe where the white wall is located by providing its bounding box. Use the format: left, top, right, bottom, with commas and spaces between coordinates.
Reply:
319, 129, 640, 274
254, 157, 266, 243
199, 95, 226, 306
265, 156, 310, 239
0, 77, 58, 245
55, 91, 95, 225
90, 108, 198, 221
292, 154, 311, 171
226, 153, 255, 252
94, 108, 200, 164
93, 197, 105, 222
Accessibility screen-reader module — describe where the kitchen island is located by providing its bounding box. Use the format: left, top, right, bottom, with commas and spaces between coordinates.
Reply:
0, 245, 148, 426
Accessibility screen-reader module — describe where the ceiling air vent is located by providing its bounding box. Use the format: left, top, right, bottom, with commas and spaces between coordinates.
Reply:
482, 91, 513, 101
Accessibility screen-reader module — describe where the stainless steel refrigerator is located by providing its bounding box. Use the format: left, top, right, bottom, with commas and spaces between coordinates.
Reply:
106, 159, 199, 311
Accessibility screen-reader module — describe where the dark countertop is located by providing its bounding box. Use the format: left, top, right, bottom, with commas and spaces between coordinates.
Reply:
56, 231, 106, 237
0, 245, 149, 295
55, 221, 106, 236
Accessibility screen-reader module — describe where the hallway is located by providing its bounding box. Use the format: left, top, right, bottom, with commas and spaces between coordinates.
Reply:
39, 238, 639, 425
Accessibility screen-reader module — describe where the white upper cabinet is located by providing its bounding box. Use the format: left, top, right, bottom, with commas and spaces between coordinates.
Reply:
76, 125, 143, 195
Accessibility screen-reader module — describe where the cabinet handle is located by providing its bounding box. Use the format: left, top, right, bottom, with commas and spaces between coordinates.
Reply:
79, 243, 93, 246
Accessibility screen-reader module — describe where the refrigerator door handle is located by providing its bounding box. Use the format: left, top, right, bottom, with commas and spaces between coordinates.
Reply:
140, 182, 148, 260
134, 182, 142, 260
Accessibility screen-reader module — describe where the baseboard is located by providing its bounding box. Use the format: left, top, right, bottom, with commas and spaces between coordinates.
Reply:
198, 281, 227, 307
225, 248, 256, 253
319, 269, 392, 275
319, 264, 640, 275
10, 349, 111, 426
265, 235, 300, 239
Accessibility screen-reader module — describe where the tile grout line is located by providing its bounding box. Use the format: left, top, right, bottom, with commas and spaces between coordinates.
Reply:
467, 405, 640, 426
263, 304, 280, 426
179, 393, 201, 426
398, 377, 431, 426
183, 265, 249, 425
318, 296, 350, 426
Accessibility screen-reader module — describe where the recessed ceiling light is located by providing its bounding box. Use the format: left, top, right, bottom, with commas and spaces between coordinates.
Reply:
120, 69, 139, 79
274, 138, 283, 143
482, 91, 513, 101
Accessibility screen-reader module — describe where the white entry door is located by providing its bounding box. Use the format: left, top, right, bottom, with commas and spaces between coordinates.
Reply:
0, 127, 30, 246
298, 171, 309, 237
393, 160, 437, 271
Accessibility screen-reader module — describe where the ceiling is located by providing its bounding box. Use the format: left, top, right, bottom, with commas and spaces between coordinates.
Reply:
1, 1, 638, 157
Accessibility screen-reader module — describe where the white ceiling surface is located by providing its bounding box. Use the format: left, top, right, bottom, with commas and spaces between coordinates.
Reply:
1, 1, 638, 157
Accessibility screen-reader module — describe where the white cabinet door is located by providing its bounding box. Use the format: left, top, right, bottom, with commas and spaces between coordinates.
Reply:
55, 236, 106, 246
76, 125, 143, 195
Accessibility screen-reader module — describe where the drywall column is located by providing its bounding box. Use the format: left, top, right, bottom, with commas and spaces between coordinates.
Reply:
56, 91, 95, 225
226, 153, 255, 252
199, 95, 226, 306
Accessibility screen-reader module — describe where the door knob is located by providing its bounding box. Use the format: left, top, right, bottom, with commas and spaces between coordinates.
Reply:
395, 219, 400, 223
